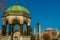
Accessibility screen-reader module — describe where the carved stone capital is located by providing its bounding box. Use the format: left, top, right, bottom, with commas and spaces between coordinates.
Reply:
2, 21, 6, 25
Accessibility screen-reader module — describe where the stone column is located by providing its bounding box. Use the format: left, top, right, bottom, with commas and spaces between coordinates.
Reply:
27, 26, 31, 35
20, 24, 23, 35
2, 25, 6, 36
9, 24, 11, 35
11, 25, 14, 40
11, 27, 14, 34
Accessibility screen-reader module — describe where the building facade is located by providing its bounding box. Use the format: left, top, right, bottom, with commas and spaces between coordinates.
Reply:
1, 4, 31, 40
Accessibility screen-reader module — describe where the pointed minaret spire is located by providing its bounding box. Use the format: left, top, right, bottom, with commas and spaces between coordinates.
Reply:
37, 22, 41, 35
16, 2, 19, 5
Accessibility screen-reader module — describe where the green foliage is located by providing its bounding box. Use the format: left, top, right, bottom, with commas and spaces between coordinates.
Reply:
31, 34, 36, 40
51, 38, 57, 40
23, 31, 27, 36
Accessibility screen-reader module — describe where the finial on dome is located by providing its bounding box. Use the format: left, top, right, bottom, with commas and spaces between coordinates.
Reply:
16, 2, 19, 5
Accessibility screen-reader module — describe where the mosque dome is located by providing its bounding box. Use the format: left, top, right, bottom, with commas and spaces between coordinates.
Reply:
3, 4, 30, 18
46, 28, 53, 31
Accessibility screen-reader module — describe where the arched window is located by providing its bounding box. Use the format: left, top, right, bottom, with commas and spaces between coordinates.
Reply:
14, 24, 20, 32
6, 24, 9, 33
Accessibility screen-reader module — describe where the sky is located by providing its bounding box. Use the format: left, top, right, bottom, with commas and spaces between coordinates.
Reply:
0, 0, 60, 33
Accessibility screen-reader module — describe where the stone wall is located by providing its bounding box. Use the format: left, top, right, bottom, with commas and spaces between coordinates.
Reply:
2, 36, 31, 40
22, 36, 31, 40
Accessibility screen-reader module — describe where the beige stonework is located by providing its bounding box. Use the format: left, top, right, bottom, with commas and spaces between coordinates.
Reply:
2, 15, 30, 25
13, 31, 31, 40
22, 36, 31, 40
39, 29, 58, 40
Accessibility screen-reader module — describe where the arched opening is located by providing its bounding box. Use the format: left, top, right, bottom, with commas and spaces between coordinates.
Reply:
23, 21, 31, 35
23, 24, 27, 36
14, 24, 20, 32
2, 20, 8, 36
23, 21, 28, 36
6, 24, 9, 34
12, 19, 20, 32
12, 19, 20, 25
23, 24, 27, 32
23, 21, 27, 31
5, 20, 9, 35
11, 19, 23, 40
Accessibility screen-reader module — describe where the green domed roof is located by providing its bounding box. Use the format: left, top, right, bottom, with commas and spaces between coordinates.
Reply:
5, 5, 30, 14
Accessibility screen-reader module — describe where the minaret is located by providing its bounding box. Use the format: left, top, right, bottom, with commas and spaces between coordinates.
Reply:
37, 22, 41, 36
34, 26, 36, 35
39, 23, 41, 36
33, 26, 37, 40
37, 22, 42, 40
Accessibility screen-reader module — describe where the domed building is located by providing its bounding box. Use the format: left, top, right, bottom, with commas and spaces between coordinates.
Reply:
46, 28, 53, 31
2, 4, 31, 40
39, 28, 58, 40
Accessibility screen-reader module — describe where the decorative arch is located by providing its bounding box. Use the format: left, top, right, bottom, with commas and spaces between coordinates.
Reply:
12, 19, 20, 25
23, 17, 31, 26
2, 18, 9, 36
23, 19, 31, 35
8, 18, 24, 35
2, 18, 8, 25
2, 16, 31, 36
